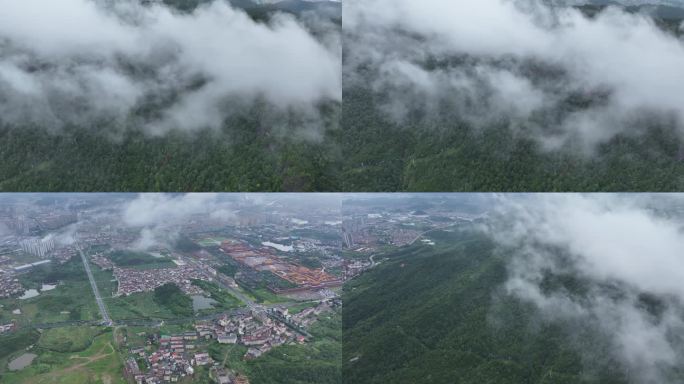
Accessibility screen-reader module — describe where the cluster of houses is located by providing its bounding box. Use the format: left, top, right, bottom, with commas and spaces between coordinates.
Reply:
90, 253, 114, 270
209, 367, 250, 384
89, 251, 220, 297
195, 310, 304, 361
125, 331, 209, 384
123, 306, 323, 384
0, 271, 22, 298
0, 320, 17, 334
277, 300, 337, 329
113, 264, 215, 297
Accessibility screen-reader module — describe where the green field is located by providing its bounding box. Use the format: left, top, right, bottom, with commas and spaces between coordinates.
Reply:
0, 329, 41, 376
38, 327, 105, 353
0, 259, 100, 326
197, 237, 230, 247
286, 302, 318, 315
237, 283, 289, 305
1, 328, 125, 384
191, 280, 244, 313
104, 289, 186, 321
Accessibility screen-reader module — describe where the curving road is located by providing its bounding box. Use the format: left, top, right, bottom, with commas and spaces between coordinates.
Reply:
408, 223, 456, 245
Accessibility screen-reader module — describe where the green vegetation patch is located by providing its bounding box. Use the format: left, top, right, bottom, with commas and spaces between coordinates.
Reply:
206, 310, 342, 384
246, 311, 342, 384
153, 284, 193, 317
105, 291, 176, 321
0, 329, 40, 367
109, 250, 175, 270
38, 327, 104, 353
1, 329, 125, 384
191, 280, 243, 312
341, 86, 684, 192
18, 257, 84, 289
175, 235, 201, 253
0, 260, 100, 325
341, 229, 641, 384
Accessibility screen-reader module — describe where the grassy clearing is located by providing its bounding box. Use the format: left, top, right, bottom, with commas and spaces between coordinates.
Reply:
286, 302, 318, 315
191, 280, 244, 313
1, 329, 125, 384
38, 327, 104, 353
0, 276, 100, 326
104, 291, 178, 320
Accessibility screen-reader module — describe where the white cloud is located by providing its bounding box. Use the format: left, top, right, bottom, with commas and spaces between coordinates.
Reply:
345, 0, 684, 150
488, 194, 684, 382
0, 0, 341, 134
122, 193, 237, 250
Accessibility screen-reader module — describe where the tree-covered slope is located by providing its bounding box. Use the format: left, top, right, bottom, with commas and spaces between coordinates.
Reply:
342, 230, 635, 384
340, 3, 684, 192
0, 111, 341, 192
340, 87, 684, 192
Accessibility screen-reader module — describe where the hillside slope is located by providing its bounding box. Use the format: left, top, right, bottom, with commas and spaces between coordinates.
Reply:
342, 230, 635, 384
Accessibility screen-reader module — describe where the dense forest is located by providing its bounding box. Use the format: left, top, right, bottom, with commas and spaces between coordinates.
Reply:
342, 229, 684, 383
153, 283, 193, 317
0, 104, 341, 192
340, 87, 684, 191
0, 0, 341, 192
340, 4, 684, 192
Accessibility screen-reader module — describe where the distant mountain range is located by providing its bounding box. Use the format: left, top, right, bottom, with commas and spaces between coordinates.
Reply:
229, 0, 341, 18
556, 0, 684, 20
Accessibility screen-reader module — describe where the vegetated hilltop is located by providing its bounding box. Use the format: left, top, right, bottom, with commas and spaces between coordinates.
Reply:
342, 229, 684, 384
341, 3, 684, 192
0, 0, 341, 192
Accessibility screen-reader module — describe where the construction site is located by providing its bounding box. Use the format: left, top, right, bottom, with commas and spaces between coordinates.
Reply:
219, 241, 342, 294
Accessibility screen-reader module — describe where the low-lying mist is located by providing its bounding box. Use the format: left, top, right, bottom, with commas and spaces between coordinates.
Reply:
486, 194, 684, 383
344, 0, 684, 153
0, 0, 341, 136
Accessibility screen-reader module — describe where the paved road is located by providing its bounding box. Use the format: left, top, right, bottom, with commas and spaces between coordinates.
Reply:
78, 245, 112, 326
408, 223, 456, 245
369, 254, 378, 267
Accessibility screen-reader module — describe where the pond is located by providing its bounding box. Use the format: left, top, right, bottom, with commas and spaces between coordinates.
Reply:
18, 283, 59, 300
191, 295, 217, 311
18, 289, 39, 300
8, 353, 37, 371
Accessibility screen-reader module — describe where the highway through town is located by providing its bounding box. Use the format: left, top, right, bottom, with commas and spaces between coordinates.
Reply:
77, 245, 112, 326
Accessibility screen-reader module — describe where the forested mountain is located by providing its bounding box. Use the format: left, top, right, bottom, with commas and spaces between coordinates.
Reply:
340, 88, 684, 192
0, 0, 341, 191
0, 113, 341, 191
341, 1, 684, 191
342, 229, 684, 383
